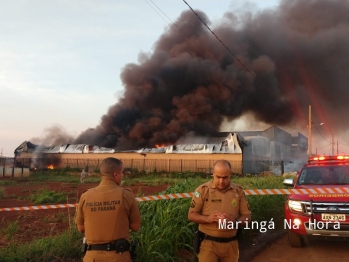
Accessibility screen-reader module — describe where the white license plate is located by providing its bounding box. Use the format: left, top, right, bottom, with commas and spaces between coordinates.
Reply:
321, 213, 346, 221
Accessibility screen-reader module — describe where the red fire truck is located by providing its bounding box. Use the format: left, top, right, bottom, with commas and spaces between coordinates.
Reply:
283, 155, 349, 247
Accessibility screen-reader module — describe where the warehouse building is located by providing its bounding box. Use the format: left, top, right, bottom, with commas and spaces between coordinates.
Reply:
14, 126, 307, 175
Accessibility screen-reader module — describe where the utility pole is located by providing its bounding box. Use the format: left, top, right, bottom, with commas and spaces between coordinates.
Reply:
308, 105, 312, 156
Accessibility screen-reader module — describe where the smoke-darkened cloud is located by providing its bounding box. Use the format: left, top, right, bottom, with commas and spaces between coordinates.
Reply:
75, 0, 349, 149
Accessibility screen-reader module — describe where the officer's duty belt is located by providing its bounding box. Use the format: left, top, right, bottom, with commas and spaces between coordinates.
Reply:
87, 242, 129, 251
204, 234, 237, 243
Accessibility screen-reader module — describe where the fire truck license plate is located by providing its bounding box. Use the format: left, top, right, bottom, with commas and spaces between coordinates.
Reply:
321, 213, 346, 221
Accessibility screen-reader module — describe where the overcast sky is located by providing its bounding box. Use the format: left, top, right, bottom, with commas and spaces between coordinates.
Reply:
0, 0, 283, 157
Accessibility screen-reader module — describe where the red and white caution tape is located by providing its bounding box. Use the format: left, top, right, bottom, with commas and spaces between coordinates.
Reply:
0, 203, 77, 212
1, 188, 348, 212
135, 192, 193, 202
244, 187, 349, 195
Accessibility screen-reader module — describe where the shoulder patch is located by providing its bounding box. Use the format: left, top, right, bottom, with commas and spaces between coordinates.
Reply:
199, 184, 208, 189
124, 188, 136, 197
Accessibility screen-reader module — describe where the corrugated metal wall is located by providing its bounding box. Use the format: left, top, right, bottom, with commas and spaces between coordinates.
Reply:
16, 152, 243, 174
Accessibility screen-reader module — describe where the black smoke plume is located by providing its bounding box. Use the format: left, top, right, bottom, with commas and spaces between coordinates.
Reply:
75, 0, 349, 149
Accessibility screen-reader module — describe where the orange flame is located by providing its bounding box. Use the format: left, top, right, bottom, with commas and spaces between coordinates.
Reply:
155, 144, 166, 148
47, 164, 54, 170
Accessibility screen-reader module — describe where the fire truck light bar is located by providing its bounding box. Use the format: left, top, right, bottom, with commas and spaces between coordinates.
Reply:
309, 155, 349, 162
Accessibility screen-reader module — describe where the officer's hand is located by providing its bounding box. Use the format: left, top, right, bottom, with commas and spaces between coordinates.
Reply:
206, 211, 223, 223
220, 213, 236, 223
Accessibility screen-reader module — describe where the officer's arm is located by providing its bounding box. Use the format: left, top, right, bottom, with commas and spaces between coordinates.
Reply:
129, 200, 141, 232
188, 186, 221, 224
75, 194, 86, 233
77, 224, 85, 233
124, 189, 141, 232
130, 221, 141, 232
237, 187, 252, 226
188, 210, 222, 224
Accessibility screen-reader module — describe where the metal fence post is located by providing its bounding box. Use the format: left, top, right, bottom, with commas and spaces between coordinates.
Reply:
12, 156, 16, 178
2, 158, 5, 177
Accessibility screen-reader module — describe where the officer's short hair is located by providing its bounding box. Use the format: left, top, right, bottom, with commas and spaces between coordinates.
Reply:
100, 157, 123, 176
213, 159, 231, 170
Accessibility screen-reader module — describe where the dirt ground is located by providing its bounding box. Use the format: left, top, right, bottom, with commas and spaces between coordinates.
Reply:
0, 178, 168, 249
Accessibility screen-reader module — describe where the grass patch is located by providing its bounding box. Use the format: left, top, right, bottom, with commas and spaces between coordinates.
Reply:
0, 180, 17, 186
0, 186, 4, 199
28, 170, 80, 183
41, 212, 68, 224
28, 189, 67, 204
27, 170, 101, 184
0, 227, 83, 262
122, 171, 208, 187
0, 220, 19, 240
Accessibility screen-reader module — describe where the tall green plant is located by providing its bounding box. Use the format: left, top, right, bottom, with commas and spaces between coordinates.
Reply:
132, 179, 198, 262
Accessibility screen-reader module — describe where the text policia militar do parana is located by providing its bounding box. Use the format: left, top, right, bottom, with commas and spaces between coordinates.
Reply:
85, 200, 121, 212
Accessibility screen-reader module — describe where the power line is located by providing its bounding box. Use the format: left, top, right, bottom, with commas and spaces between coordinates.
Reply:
182, 0, 308, 123
144, 0, 169, 25
316, 143, 331, 149
146, 0, 329, 147
147, 0, 309, 124
313, 124, 331, 144
144, 0, 189, 37
338, 142, 349, 147
148, 0, 305, 122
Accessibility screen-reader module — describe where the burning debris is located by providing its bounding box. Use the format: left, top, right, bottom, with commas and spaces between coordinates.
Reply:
42, 0, 349, 150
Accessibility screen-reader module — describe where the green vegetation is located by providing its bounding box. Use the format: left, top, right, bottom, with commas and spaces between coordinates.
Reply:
0, 180, 17, 186
27, 170, 80, 183
0, 171, 287, 262
26, 169, 100, 184
0, 220, 19, 240
133, 179, 198, 262
0, 186, 4, 199
122, 170, 209, 186
28, 189, 67, 204
0, 227, 82, 262
41, 212, 68, 224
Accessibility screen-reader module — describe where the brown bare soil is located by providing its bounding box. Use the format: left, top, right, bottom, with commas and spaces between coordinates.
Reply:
0, 178, 168, 249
